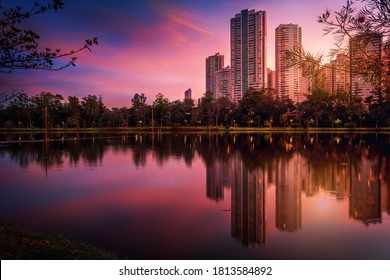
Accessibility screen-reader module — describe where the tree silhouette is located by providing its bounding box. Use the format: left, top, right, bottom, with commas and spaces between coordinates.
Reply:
0, 0, 98, 73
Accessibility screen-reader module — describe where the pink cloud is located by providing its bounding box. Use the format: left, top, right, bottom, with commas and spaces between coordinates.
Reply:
165, 10, 214, 35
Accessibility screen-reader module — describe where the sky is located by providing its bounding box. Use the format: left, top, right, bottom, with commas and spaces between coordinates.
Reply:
0, 0, 349, 108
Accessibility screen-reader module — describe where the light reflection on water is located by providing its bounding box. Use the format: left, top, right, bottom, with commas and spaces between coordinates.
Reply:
0, 133, 390, 259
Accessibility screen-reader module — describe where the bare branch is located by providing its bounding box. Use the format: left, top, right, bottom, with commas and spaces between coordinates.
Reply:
0, 1, 98, 73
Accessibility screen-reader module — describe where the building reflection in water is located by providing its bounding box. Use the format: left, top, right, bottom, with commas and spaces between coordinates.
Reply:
275, 154, 302, 232
3, 133, 390, 251
206, 159, 230, 201
204, 134, 390, 248
230, 153, 266, 247
205, 151, 266, 247
350, 155, 382, 225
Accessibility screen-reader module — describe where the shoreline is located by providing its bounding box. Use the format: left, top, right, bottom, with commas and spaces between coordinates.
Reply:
1, 127, 389, 144
1, 126, 390, 133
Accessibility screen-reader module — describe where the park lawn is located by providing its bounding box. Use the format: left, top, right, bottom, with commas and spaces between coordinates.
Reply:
0, 220, 117, 260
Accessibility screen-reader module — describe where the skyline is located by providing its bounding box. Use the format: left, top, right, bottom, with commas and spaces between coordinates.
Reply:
1, 0, 345, 108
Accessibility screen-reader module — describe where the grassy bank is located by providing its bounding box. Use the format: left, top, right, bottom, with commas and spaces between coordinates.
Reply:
0, 220, 117, 260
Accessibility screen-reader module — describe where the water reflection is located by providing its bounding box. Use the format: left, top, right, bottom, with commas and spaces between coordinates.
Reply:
1, 132, 390, 258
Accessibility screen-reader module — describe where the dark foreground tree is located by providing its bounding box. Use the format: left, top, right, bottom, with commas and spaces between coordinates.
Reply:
0, 0, 98, 73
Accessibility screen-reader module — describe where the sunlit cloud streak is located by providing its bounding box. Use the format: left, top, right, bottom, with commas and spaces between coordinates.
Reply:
0, 0, 347, 107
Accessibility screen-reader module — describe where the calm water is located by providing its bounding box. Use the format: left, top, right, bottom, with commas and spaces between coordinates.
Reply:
1, 132, 390, 259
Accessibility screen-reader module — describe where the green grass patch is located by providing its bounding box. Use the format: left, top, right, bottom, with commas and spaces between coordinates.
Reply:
0, 220, 118, 260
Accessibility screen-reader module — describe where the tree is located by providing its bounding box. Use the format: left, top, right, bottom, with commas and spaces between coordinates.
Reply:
65, 96, 82, 128
10, 91, 33, 128
318, 0, 389, 46
297, 89, 333, 127
286, 0, 390, 104
235, 88, 275, 127
81, 95, 106, 127
130, 93, 148, 126
215, 96, 235, 126
0, 0, 98, 73
152, 93, 169, 126
169, 100, 185, 126
183, 98, 194, 126
199, 92, 215, 126
31, 91, 65, 127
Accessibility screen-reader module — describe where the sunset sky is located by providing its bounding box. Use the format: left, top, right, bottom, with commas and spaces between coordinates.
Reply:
1, 0, 348, 108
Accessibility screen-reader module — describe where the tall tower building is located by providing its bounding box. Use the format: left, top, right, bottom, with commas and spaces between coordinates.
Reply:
184, 88, 192, 100
231, 9, 267, 102
275, 24, 303, 103
333, 53, 350, 94
350, 33, 382, 102
267, 68, 276, 90
319, 62, 333, 93
317, 53, 350, 95
205, 53, 224, 97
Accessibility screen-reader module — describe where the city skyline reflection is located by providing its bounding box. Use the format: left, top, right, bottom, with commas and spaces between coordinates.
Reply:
0, 132, 389, 259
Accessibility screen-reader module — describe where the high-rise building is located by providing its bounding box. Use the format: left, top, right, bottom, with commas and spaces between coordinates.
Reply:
184, 88, 192, 100
333, 53, 350, 94
275, 24, 304, 103
205, 53, 224, 96
382, 40, 390, 95
317, 53, 350, 95
267, 68, 276, 90
231, 9, 267, 102
319, 62, 333, 93
215, 66, 233, 99
350, 33, 382, 102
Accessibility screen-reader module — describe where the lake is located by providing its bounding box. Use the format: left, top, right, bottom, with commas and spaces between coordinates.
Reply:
0, 132, 390, 259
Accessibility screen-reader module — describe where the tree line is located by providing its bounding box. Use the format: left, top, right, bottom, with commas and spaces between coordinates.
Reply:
0, 87, 389, 129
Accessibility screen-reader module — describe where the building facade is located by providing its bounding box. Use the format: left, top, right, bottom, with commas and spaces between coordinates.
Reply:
267, 68, 276, 90
275, 24, 303, 103
205, 53, 224, 97
350, 33, 382, 102
231, 9, 267, 102
333, 53, 350, 94
215, 66, 233, 99
184, 88, 192, 100
317, 53, 350, 95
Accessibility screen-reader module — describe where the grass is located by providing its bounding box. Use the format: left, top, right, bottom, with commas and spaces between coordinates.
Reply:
0, 220, 118, 260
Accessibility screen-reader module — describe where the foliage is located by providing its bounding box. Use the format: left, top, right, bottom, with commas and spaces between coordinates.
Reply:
130, 93, 147, 126
152, 93, 169, 126
285, 47, 324, 82
215, 96, 235, 126
318, 0, 390, 46
81, 95, 106, 127
0, 0, 98, 73
0, 89, 389, 129
31, 91, 65, 127
286, 0, 390, 105
199, 91, 215, 126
